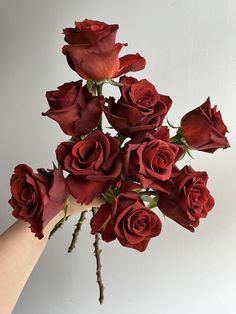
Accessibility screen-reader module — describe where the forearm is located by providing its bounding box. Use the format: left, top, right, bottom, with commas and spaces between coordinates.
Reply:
0, 213, 63, 314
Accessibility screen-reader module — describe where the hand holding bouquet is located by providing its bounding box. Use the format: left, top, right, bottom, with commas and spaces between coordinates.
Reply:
8, 19, 230, 303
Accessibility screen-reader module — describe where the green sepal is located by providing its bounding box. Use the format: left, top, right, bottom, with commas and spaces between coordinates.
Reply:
117, 133, 127, 145
95, 80, 106, 86
167, 118, 179, 129
107, 79, 123, 87
86, 80, 94, 92
52, 161, 57, 170
80, 134, 88, 140
186, 149, 195, 159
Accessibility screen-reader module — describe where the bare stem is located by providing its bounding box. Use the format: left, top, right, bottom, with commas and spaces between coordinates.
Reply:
68, 211, 87, 253
92, 207, 105, 304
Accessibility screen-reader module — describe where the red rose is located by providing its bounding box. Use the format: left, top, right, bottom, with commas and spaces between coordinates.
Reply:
56, 130, 122, 204
62, 20, 146, 81
123, 127, 185, 192
9, 164, 69, 239
42, 80, 104, 136
158, 165, 215, 231
103, 76, 172, 137
90, 191, 162, 252
181, 97, 230, 153
63, 19, 118, 49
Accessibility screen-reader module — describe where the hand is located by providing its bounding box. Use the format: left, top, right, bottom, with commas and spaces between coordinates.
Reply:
46, 195, 105, 235
66, 195, 105, 216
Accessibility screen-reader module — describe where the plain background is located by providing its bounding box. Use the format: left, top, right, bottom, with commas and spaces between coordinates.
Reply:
0, 0, 236, 313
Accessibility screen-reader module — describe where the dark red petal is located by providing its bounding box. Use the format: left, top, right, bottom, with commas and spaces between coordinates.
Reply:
114, 53, 146, 78
66, 174, 111, 205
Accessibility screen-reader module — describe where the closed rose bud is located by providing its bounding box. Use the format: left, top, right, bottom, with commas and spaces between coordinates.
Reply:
62, 20, 146, 81
63, 19, 118, 48
180, 97, 230, 153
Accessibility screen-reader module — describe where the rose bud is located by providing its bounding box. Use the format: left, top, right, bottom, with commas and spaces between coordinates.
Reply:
42, 80, 104, 136
180, 97, 230, 153
9, 164, 69, 239
63, 19, 118, 49
158, 165, 215, 231
90, 191, 162, 252
123, 127, 185, 192
103, 76, 172, 137
56, 130, 122, 205
62, 20, 146, 81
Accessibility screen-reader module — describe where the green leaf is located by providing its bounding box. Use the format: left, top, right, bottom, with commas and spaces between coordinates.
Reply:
101, 193, 114, 204
132, 188, 144, 193
148, 196, 158, 209
140, 194, 153, 203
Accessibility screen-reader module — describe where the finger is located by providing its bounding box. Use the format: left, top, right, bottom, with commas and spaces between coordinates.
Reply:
66, 195, 105, 215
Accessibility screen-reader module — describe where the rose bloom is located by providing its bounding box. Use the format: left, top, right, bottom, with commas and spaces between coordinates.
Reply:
104, 76, 172, 137
63, 19, 118, 48
9, 164, 69, 239
42, 80, 104, 136
158, 165, 215, 231
62, 19, 146, 81
56, 130, 122, 204
123, 127, 185, 192
90, 191, 162, 252
181, 97, 230, 153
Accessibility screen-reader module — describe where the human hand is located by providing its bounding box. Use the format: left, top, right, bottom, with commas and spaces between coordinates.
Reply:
66, 195, 105, 216
46, 195, 105, 236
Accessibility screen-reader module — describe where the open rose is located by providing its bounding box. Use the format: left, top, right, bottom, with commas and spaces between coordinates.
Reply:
42, 80, 104, 136
62, 20, 146, 81
181, 97, 230, 153
104, 76, 172, 137
56, 130, 122, 204
123, 127, 185, 192
90, 191, 162, 252
158, 165, 215, 231
9, 164, 69, 239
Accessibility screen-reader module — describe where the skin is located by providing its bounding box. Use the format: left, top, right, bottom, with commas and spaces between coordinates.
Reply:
0, 195, 104, 314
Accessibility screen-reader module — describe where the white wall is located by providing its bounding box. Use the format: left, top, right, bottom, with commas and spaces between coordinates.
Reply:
0, 0, 236, 313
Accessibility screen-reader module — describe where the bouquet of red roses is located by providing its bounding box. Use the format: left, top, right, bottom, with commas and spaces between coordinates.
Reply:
8, 19, 230, 304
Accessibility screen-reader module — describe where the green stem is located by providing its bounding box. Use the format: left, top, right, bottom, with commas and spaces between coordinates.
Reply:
97, 83, 103, 96
49, 205, 69, 239
96, 83, 104, 131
